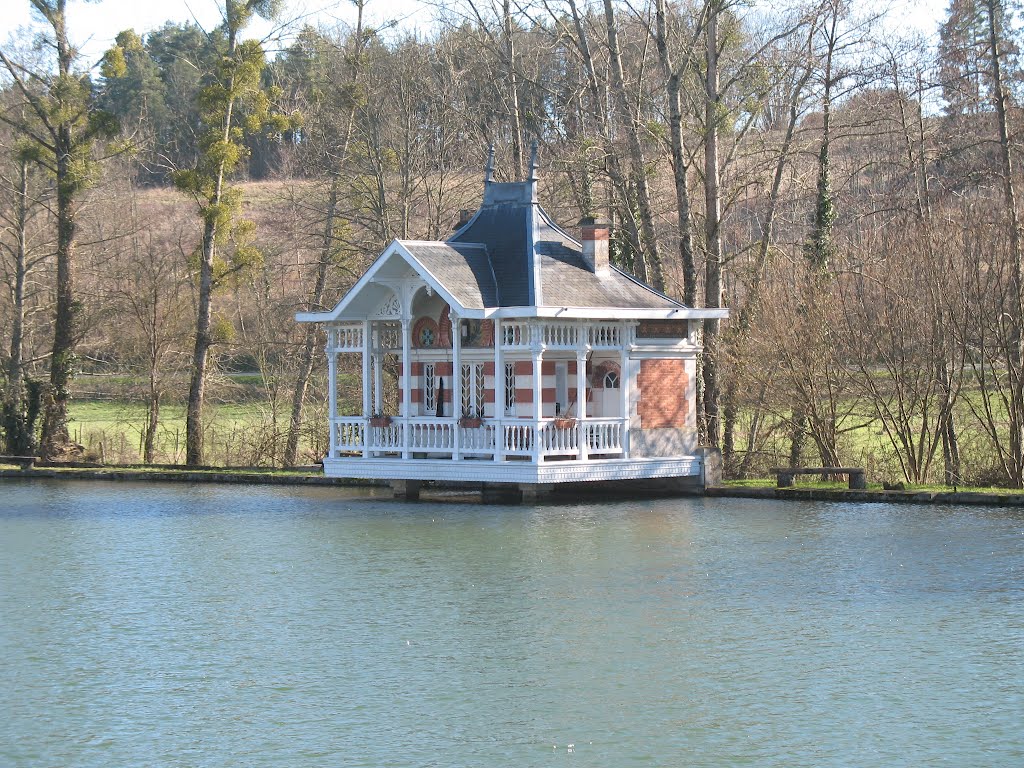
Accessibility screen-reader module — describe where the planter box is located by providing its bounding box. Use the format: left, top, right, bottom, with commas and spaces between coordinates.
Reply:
368, 416, 392, 428
459, 417, 484, 428
552, 418, 577, 429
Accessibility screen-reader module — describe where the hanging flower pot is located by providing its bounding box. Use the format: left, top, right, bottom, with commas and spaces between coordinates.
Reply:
552, 417, 577, 429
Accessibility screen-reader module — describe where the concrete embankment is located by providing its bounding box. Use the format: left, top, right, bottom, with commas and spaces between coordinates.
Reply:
3, 466, 1023, 507
706, 485, 1024, 507
0, 466, 380, 488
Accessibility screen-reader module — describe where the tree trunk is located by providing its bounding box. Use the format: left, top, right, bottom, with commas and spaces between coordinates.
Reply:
284, 2, 365, 466
603, 0, 664, 290
185, 20, 239, 467
285, 179, 340, 466
503, 0, 524, 178
3, 159, 31, 454
186, 215, 217, 465
789, 405, 806, 466
39, 4, 78, 459
145, 315, 160, 464
654, 0, 696, 306
702, 3, 723, 448
40, 121, 77, 459
984, 0, 1024, 485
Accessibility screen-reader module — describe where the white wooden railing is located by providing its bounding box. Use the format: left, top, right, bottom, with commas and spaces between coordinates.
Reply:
541, 322, 579, 348
330, 416, 627, 460
407, 421, 455, 451
460, 422, 498, 454
588, 323, 621, 348
581, 418, 626, 454
501, 321, 530, 349
328, 324, 364, 351
332, 417, 366, 452
498, 320, 626, 350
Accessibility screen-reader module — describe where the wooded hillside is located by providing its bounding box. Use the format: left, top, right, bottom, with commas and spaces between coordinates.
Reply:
2, 0, 1023, 486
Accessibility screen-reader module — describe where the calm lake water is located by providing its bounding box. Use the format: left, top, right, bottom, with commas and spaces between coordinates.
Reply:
1, 480, 1022, 767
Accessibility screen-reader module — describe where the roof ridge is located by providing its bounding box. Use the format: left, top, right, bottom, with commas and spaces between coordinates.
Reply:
400, 238, 486, 249
610, 264, 687, 308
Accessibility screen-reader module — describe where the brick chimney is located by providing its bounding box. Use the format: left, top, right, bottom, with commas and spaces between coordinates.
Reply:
453, 209, 474, 230
579, 216, 610, 275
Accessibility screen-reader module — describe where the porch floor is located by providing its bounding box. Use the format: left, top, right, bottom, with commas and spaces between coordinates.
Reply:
322, 455, 703, 485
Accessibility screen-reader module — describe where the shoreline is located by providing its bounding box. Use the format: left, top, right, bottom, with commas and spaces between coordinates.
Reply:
705, 484, 1024, 508
3, 466, 1023, 507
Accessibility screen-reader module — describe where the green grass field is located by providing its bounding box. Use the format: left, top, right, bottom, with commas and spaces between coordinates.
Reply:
66, 399, 328, 466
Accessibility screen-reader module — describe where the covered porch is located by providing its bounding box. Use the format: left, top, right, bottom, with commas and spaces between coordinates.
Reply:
323, 315, 639, 468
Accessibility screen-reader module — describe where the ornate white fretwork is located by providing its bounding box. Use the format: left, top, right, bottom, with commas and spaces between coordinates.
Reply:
374, 292, 402, 318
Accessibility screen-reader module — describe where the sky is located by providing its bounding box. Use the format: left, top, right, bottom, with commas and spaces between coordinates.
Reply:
0, 0, 949, 65
0, 0, 433, 61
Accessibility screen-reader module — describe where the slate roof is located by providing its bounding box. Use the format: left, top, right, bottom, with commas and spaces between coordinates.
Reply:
436, 177, 683, 311
402, 242, 496, 309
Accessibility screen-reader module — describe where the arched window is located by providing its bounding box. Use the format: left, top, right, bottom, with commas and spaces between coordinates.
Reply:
413, 317, 439, 348
592, 361, 621, 389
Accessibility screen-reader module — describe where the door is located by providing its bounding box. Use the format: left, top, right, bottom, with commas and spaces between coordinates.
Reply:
598, 369, 621, 418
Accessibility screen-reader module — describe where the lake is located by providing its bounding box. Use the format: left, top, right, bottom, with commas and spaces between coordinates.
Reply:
1, 480, 1021, 767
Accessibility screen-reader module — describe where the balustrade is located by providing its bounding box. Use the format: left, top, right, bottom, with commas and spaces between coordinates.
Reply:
459, 422, 497, 454
540, 420, 578, 456
501, 322, 530, 348
329, 417, 627, 461
502, 422, 534, 455
407, 421, 455, 451
329, 324, 364, 351
588, 323, 621, 348
332, 418, 365, 455
541, 322, 578, 348
368, 422, 403, 451
582, 419, 626, 454
499, 320, 625, 350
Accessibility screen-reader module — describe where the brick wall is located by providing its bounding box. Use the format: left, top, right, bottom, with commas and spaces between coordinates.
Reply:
637, 359, 688, 428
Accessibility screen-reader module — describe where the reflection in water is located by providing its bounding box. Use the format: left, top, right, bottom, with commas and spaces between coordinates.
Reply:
1, 481, 1022, 767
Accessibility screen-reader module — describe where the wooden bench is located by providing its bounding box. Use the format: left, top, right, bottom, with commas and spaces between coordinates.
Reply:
773, 467, 866, 489
0, 454, 37, 470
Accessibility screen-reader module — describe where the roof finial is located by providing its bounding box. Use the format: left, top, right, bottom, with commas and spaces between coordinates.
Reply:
485, 144, 495, 182
528, 140, 539, 181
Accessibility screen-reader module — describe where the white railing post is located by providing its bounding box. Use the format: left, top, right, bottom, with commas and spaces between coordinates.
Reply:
494, 319, 506, 462
401, 317, 411, 459
621, 323, 630, 458
532, 347, 543, 463
362, 320, 371, 458
327, 328, 338, 459
451, 313, 461, 461
576, 345, 588, 461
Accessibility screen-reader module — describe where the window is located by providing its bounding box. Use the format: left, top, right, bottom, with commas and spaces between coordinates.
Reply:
413, 317, 439, 348
461, 320, 483, 347
460, 363, 487, 417
604, 370, 620, 389
504, 363, 516, 415
423, 363, 436, 414
555, 363, 568, 415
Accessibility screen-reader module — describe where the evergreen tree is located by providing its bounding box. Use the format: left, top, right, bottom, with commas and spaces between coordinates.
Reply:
0, 0, 119, 459
174, 0, 291, 466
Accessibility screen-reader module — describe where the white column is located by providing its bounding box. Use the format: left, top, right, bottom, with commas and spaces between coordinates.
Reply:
451, 314, 461, 461
327, 327, 337, 459
620, 324, 630, 457
401, 317, 412, 459
576, 348, 588, 461
372, 329, 383, 418
361, 321, 371, 458
532, 346, 543, 463
494, 319, 505, 462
